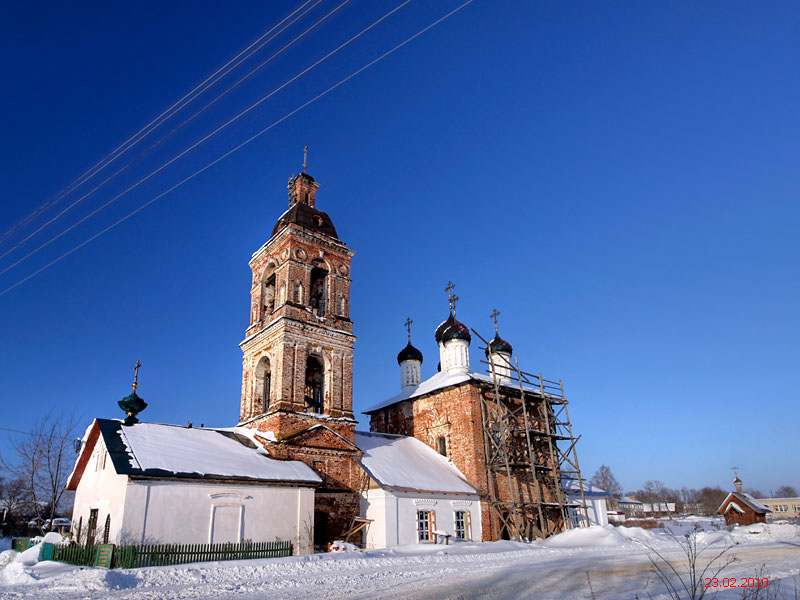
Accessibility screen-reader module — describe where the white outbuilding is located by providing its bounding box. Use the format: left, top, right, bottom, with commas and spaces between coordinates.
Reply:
67, 419, 321, 554
355, 431, 482, 548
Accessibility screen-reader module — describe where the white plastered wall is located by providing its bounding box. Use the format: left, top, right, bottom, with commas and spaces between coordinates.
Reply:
71, 439, 129, 545
119, 479, 315, 555
361, 488, 481, 549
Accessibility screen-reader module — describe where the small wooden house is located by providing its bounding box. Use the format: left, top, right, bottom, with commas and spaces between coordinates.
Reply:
717, 492, 771, 526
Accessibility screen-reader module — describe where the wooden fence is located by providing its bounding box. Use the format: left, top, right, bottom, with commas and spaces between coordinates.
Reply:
50, 540, 293, 569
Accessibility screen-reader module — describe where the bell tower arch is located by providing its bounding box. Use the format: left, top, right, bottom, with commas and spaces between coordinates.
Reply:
239, 167, 356, 442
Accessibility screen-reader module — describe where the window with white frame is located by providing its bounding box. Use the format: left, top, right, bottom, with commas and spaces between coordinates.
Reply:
417, 510, 434, 542
454, 510, 471, 540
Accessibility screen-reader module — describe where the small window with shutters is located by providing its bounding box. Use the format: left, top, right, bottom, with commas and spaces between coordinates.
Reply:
454, 510, 471, 540
417, 510, 435, 542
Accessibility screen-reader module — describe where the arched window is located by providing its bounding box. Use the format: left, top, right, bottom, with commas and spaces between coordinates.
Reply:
304, 355, 324, 414
309, 260, 328, 316
279, 282, 287, 305
261, 265, 276, 319
294, 280, 304, 304
255, 357, 271, 412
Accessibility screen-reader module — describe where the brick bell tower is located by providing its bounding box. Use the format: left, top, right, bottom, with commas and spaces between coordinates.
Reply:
239, 155, 356, 444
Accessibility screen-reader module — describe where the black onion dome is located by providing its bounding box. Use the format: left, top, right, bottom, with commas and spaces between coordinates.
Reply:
270, 203, 339, 240
434, 314, 456, 343
441, 320, 471, 344
485, 334, 513, 357
397, 342, 423, 365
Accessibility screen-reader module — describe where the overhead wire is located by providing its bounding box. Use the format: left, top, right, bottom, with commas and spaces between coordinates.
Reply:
0, 0, 320, 253
0, 0, 345, 268
0, 0, 474, 298
0, 0, 411, 279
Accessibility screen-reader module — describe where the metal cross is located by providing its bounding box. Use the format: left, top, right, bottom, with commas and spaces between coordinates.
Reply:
731, 466, 739, 479
132, 360, 142, 392
445, 281, 458, 315
490, 308, 500, 333
302, 145, 308, 173
404, 317, 413, 342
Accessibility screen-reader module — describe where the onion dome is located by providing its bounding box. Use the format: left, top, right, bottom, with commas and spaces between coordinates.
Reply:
485, 334, 513, 357
397, 342, 423, 365
434, 314, 456, 344
271, 203, 338, 240
441, 320, 471, 344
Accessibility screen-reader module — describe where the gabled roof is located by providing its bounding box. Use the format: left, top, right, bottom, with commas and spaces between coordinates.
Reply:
717, 492, 772, 515
355, 431, 477, 495
364, 369, 545, 414
67, 419, 321, 490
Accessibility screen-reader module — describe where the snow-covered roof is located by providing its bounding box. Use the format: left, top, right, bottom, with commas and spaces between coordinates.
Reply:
725, 501, 745, 514
355, 431, 477, 495
69, 419, 321, 487
563, 479, 609, 496
617, 496, 644, 505
364, 369, 544, 413
717, 492, 772, 515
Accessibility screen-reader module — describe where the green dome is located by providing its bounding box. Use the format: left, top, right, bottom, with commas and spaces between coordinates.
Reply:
485, 334, 513, 356
441, 321, 471, 344
397, 342, 423, 365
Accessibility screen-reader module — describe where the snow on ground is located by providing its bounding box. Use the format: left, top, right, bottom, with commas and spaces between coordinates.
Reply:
0, 524, 798, 599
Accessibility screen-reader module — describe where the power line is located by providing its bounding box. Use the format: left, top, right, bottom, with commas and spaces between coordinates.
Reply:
0, 0, 474, 298
0, 0, 410, 279
0, 0, 319, 255
0, 0, 343, 271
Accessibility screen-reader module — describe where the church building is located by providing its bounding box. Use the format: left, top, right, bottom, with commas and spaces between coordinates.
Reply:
70, 159, 584, 553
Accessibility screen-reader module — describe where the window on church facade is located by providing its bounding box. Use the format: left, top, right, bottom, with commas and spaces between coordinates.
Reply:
304, 355, 324, 414
454, 511, 470, 540
436, 436, 447, 457
309, 261, 328, 316
255, 357, 271, 413
294, 281, 304, 304
417, 510, 434, 542
263, 273, 275, 318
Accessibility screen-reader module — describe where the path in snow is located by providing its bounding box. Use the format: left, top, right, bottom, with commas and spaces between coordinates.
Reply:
1, 538, 798, 600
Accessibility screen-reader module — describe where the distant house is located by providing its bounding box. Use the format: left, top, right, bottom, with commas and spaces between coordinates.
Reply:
563, 480, 610, 527
616, 496, 644, 518
67, 419, 321, 553
755, 497, 800, 521
356, 431, 482, 548
642, 503, 676, 517
717, 477, 771, 526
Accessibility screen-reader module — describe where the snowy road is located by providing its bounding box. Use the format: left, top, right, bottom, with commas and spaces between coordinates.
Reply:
2, 525, 799, 599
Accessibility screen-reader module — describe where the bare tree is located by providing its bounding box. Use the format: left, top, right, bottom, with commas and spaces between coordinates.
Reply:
0, 411, 81, 524
774, 485, 798, 498
589, 465, 622, 496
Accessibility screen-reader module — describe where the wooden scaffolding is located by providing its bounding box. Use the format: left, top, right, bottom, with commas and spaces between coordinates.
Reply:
472, 328, 589, 541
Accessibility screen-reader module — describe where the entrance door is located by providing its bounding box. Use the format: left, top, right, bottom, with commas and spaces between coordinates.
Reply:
313, 512, 329, 550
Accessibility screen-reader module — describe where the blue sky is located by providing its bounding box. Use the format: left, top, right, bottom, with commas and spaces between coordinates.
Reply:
1, 1, 798, 496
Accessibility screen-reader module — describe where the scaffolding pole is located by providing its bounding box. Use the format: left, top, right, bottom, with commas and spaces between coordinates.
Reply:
472, 327, 588, 539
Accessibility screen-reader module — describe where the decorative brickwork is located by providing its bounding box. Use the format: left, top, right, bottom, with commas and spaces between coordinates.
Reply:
369, 379, 565, 541
239, 171, 362, 548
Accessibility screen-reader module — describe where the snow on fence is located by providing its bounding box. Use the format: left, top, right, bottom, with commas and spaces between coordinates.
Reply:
49, 540, 293, 569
